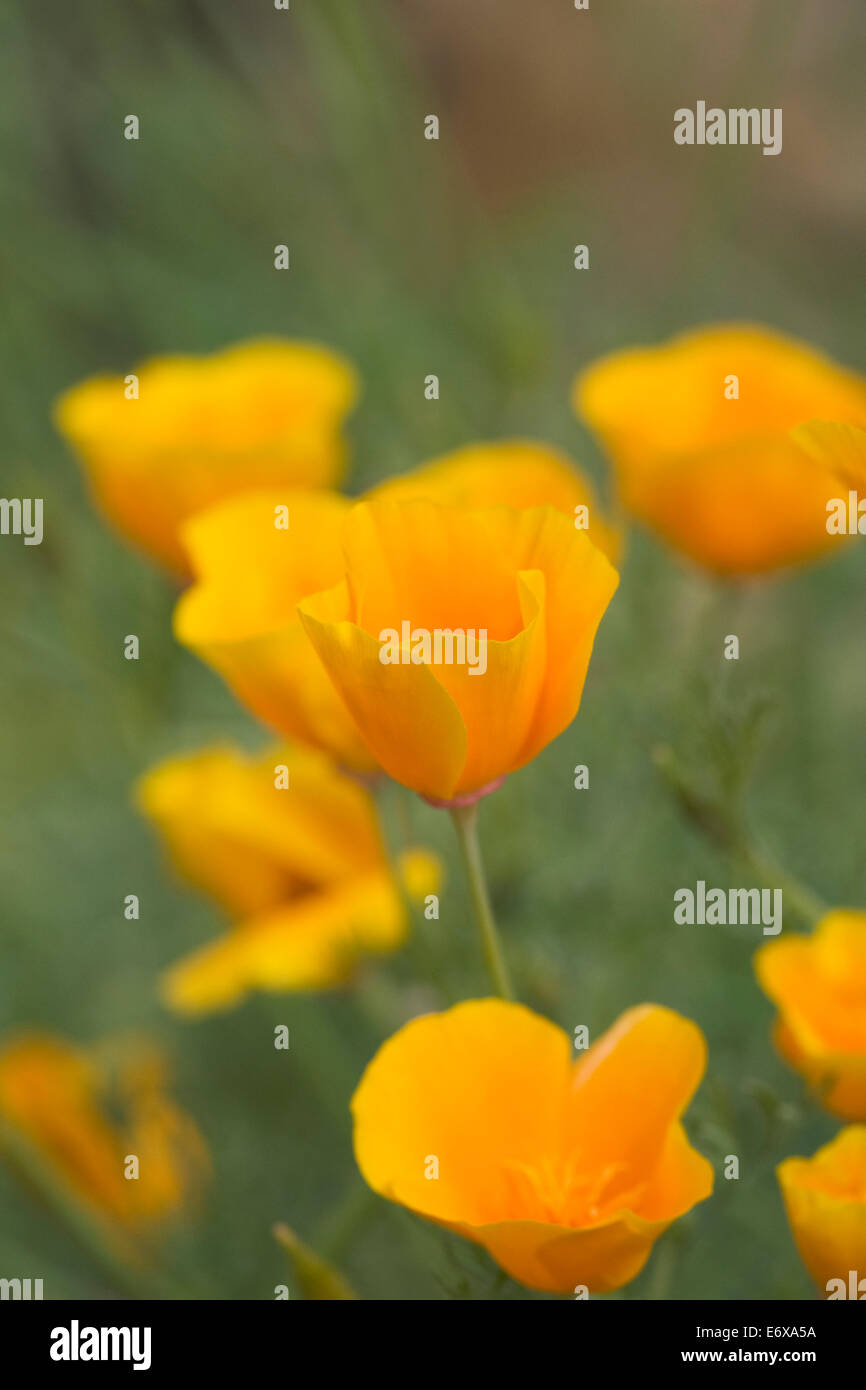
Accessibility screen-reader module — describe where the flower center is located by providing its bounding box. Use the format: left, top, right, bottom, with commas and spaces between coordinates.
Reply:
502, 1151, 646, 1227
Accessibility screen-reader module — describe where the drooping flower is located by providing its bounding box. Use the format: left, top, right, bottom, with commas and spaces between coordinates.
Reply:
778, 1126, 866, 1296
136, 742, 440, 1013
54, 339, 359, 575
368, 439, 620, 562
174, 489, 377, 775
754, 910, 866, 1120
574, 324, 866, 576
0, 1034, 208, 1244
298, 499, 618, 804
351, 999, 712, 1293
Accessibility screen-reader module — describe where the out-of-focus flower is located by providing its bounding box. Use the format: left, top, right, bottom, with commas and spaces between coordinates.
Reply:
0, 1034, 208, 1238
136, 742, 440, 1013
298, 499, 618, 804
754, 910, 866, 1120
351, 999, 712, 1293
778, 1126, 866, 1296
792, 420, 866, 491
368, 439, 620, 562
174, 489, 377, 775
574, 324, 866, 576
54, 339, 359, 575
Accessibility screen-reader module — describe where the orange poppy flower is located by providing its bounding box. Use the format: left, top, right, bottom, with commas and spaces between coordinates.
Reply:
574, 324, 866, 576
54, 339, 358, 575
778, 1126, 866, 1296
174, 489, 377, 775
754, 910, 866, 1120
352, 999, 712, 1292
136, 742, 440, 1013
0, 1034, 208, 1240
368, 439, 620, 562
298, 499, 618, 803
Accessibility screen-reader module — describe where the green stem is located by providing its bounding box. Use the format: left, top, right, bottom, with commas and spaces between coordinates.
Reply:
735, 841, 826, 927
654, 743, 827, 929
314, 1181, 378, 1262
450, 804, 514, 1000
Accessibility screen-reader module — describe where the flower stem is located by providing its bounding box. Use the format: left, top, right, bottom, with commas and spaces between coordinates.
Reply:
450, 803, 514, 1000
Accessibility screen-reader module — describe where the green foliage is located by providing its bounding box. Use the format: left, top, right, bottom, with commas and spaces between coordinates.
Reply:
0, 0, 862, 1299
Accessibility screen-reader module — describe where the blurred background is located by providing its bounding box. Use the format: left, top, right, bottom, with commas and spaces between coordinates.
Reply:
1, 0, 864, 1298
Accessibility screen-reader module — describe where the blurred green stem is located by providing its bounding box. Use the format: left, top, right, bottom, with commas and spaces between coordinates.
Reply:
450, 804, 514, 1000
314, 1181, 378, 1262
654, 744, 826, 926
734, 841, 826, 926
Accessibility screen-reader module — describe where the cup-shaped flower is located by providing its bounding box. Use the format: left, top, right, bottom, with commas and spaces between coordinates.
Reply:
573, 324, 866, 576
0, 1034, 208, 1247
174, 489, 377, 775
778, 1127, 866, 1296
368, 439, 620, 562
136, 742, 440, 1014
754, 910, 866, 1120
54, 339, 359, 575
351, 999, 712, 1293
298, 500, 618, 803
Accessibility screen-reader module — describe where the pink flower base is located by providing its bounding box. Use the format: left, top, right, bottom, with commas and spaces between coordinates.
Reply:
421, 776, 507, 810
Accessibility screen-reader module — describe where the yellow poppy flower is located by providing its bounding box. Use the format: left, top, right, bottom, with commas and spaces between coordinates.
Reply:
298, 499, 618, 804
136, 742, 440, 1013
54, 339, 359, 575
574, 323, 866, 576
778, 1126, 866, 1296
754, 910, 866, 1120
351, 999, 712, 1293
0, 1034, 208, 1236
368, 440, 620, 562
174, 489, 377, 775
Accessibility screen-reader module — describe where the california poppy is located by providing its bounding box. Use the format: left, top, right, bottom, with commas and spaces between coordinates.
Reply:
0, 1034, 208, 1242
778, 1126, 866, 1296
137, 742, 439, 1012
54, 339, 358, 574
574, 324, 866, 576
755, 910, 866, 1120
351, 999, 712, 1292
299, 499, 618, 804
174, 490, 377, 775
368, 439, 620, 562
